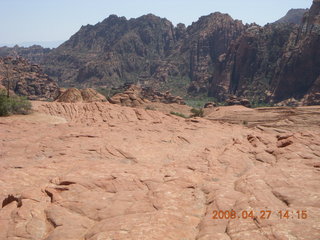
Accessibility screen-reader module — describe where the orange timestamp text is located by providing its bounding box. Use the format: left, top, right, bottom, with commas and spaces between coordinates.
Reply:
212, 210, 308, 220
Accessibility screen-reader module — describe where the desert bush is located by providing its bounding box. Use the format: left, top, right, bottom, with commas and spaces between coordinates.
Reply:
184, 95, 227, 108
250, 101, 274, 108
0, 90, 32, 116
145, 106, 156, 110
242, 120, 249, 126
190, 108, 204, 117
170, 111, 189, 118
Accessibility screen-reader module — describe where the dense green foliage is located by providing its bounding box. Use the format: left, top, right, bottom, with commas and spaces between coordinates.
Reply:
0, 90, 32, 116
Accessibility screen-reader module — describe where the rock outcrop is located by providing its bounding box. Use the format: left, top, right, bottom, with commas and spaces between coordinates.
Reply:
0, 57, 59, 100
226, 95, 251, 107
55, 88, 106, 103
108, 84, 185, 107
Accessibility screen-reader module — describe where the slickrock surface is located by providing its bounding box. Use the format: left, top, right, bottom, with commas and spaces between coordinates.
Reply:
0, 102, 319, 240
204, 105, 320, 130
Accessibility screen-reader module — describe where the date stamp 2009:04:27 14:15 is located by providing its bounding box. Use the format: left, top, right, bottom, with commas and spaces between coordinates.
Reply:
212, 210, 308, 220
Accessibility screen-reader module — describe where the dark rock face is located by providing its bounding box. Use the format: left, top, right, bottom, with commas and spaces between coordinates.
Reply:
272, 0, 320, 102
0, 57, 59, 100
209, 0, 320, 105
209, 23, 295, 102
179, 13, 246, 94
274, 8, 308, 25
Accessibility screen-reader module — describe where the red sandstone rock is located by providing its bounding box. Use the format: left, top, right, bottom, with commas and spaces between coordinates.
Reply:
0, 102, 319, 239
55, 88, 106, 103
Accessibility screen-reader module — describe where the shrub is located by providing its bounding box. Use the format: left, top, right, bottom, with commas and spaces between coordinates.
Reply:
184, 95, 225, 108
0, 90, 32, 116
145, 106, 156, 110
170, 111, 189, 118
190, 108, 204, 117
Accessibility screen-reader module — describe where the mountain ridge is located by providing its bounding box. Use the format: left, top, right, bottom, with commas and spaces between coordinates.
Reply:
274, 8, 308, 25
0, 2, 319, 105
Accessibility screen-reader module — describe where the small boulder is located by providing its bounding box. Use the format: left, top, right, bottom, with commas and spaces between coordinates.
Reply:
204, 102, 217, 108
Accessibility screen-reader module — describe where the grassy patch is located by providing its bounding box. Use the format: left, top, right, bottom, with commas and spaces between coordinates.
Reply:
170, 111, 189, 118
145, 106, 156, 110
0, 90, 32, 116
250, 101, 274, 108
184, 95, 226, 108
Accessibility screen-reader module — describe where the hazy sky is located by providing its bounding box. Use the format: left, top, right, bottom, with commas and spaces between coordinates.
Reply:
0, 0, 312, 47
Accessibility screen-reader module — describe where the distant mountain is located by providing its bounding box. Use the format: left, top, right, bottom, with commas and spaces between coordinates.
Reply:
40, 12, 245, 95
0, 57, 59, 100
0, 45, 51, 64
0, 1, 319, 106
274, 8, 308, 25
0, 41, 64, 49
2, 13, 246, 95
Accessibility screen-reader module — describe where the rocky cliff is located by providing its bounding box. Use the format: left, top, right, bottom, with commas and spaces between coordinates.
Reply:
209, 23, 296, 102
181, 13, 246, 94
272, 0, 320, 104
209, 0, 320, 105
0, 57, 59, 100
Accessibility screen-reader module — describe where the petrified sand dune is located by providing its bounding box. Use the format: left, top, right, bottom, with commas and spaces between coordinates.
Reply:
0, 102, 319, 240
55, 88, 106, 103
